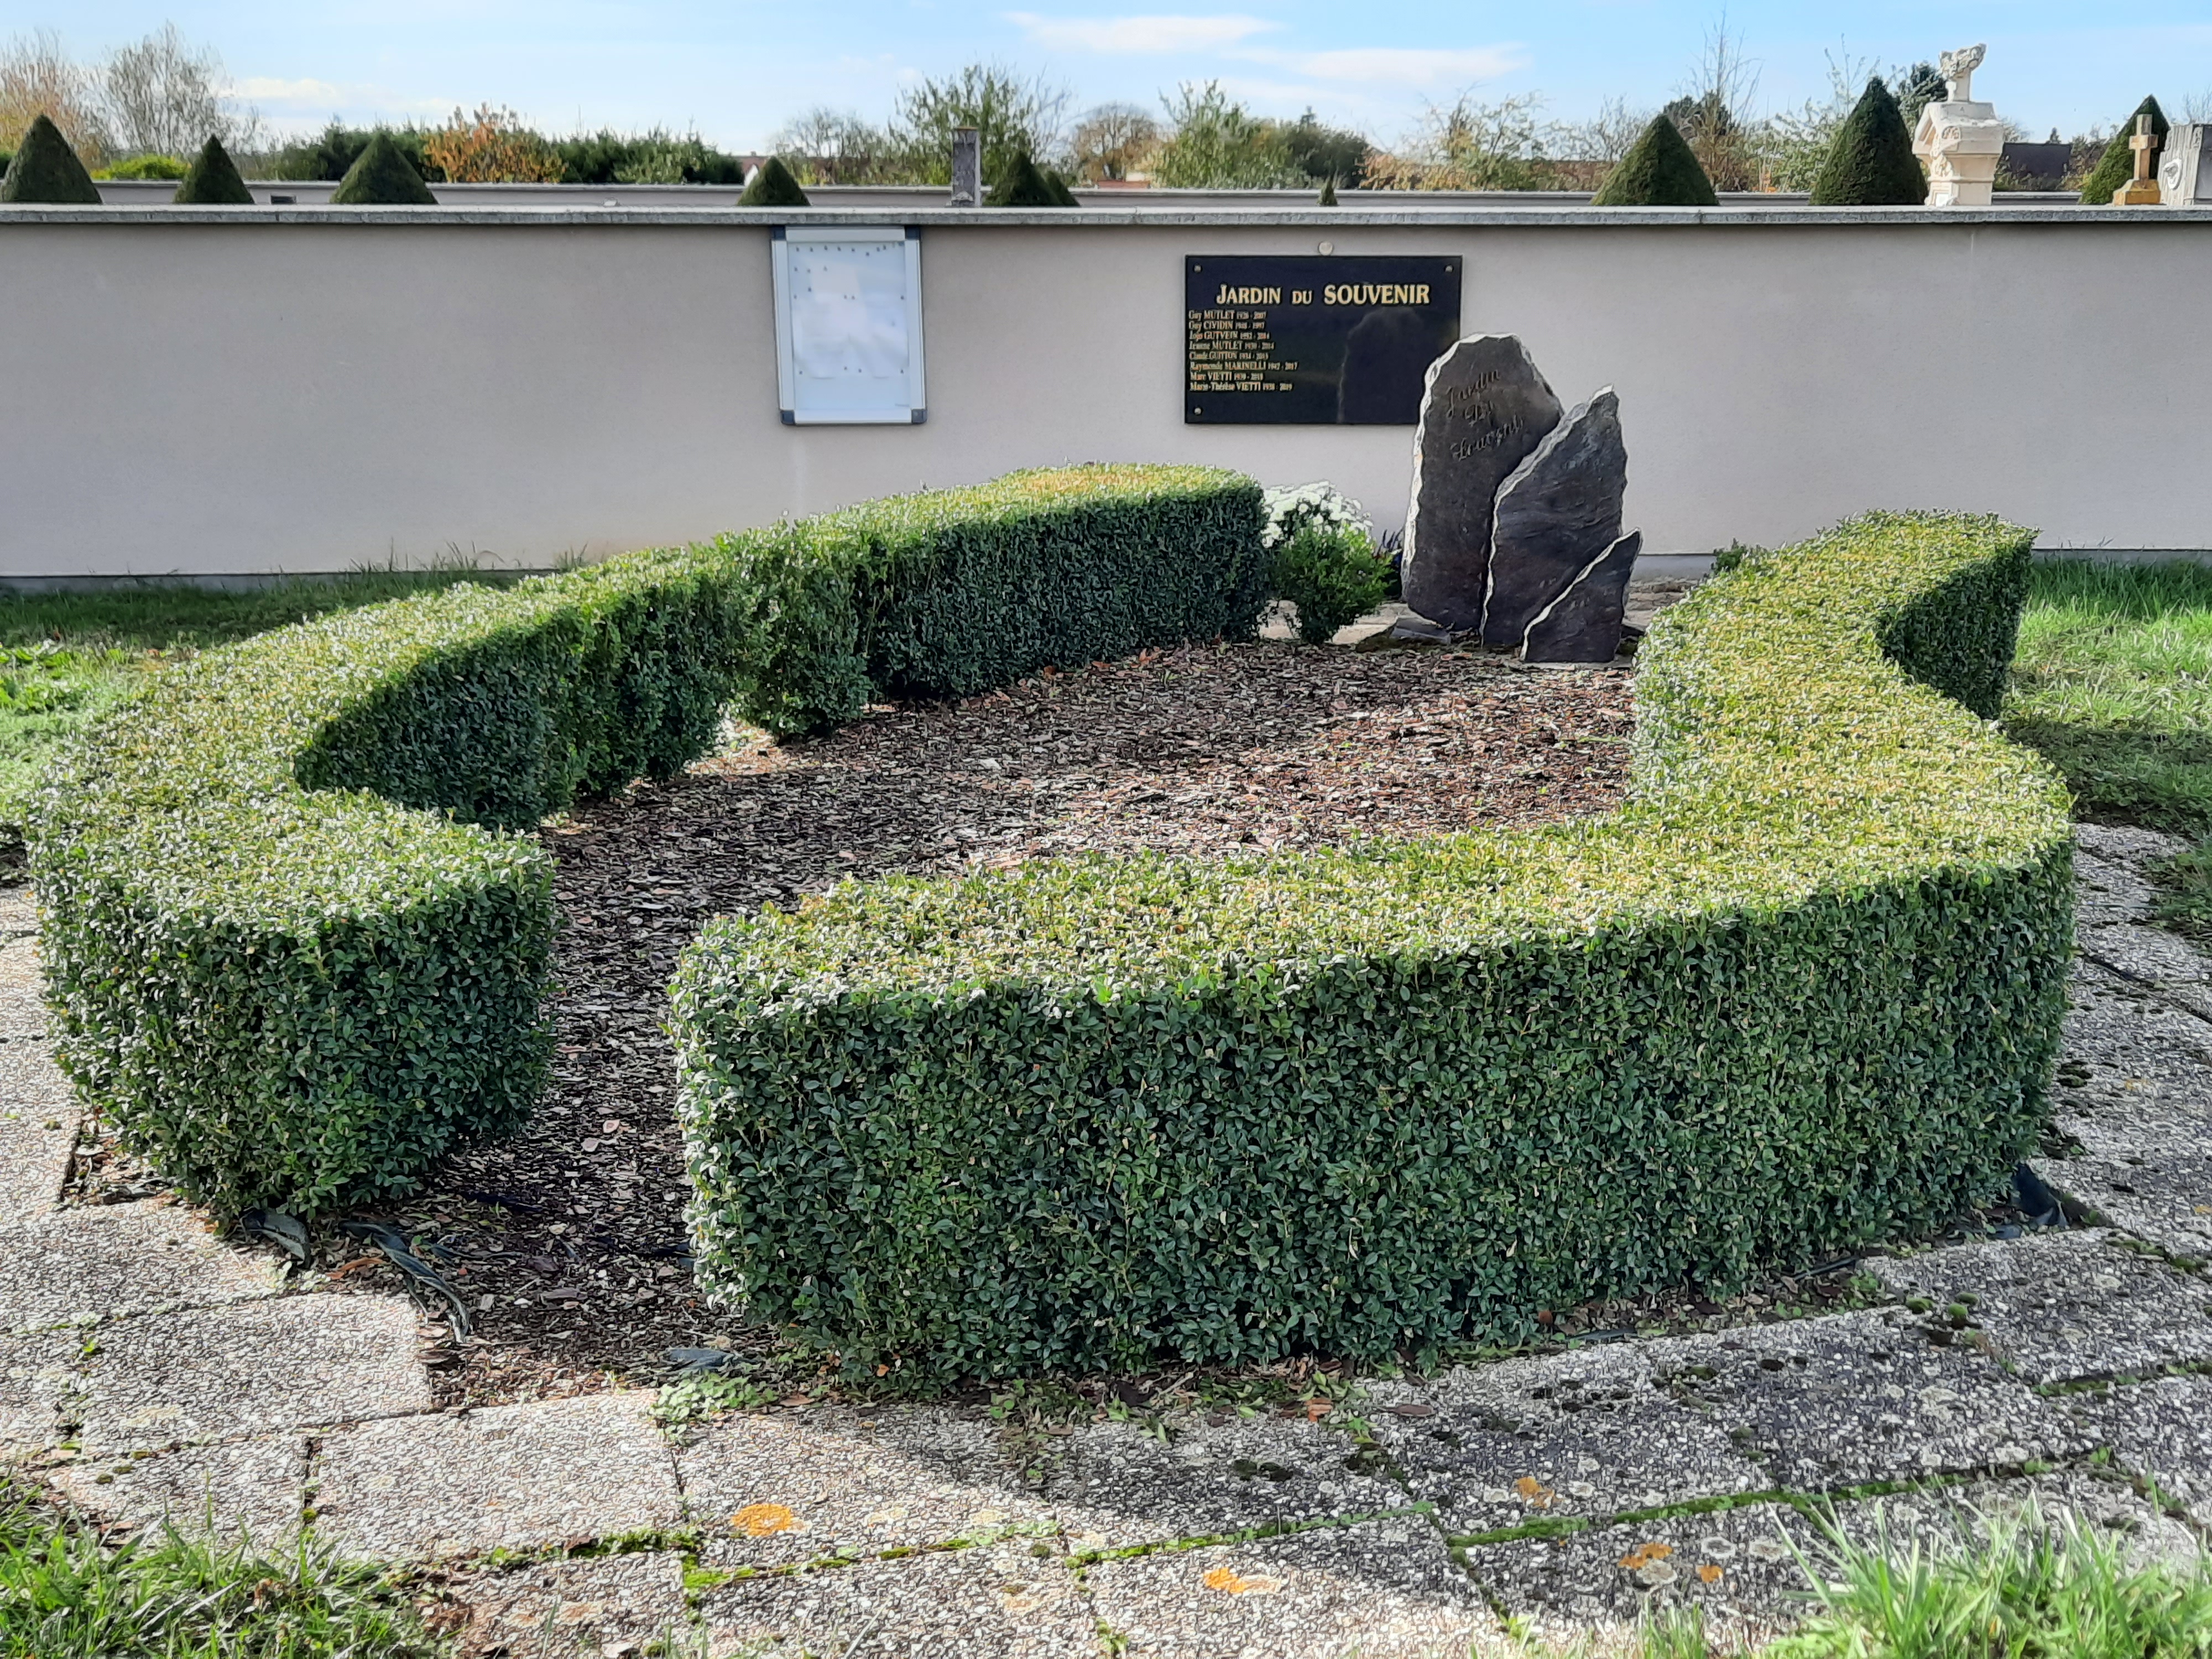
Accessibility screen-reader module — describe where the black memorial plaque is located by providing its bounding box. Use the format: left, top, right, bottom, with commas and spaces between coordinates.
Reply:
1185, 255, 1460, 425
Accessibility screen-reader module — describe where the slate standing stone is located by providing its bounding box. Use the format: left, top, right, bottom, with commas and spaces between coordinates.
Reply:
1400, 337, 1562, 631
1481, 389, 1627, 646
1521, 531, 1640, 662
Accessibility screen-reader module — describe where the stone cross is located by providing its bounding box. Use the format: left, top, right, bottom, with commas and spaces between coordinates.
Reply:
2112, 114, 2164, 206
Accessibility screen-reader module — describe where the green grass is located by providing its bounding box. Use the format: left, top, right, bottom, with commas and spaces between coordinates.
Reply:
0, 1480, 442, 1658
0, 571, 519, 855
1634, 1501, 2212, 1659
2007, 558, 2212, 935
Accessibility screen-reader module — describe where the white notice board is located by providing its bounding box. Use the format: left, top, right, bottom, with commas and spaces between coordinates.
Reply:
772, 226, 926, 424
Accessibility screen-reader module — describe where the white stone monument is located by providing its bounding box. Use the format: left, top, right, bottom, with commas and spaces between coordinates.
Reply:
1912, 44, 2006, 207
2161, 123, 2212, 205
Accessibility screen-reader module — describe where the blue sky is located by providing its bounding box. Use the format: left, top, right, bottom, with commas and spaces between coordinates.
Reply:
14, 2, 2212, 149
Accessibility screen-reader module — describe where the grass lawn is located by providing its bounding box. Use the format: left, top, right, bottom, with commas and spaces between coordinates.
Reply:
0, 572, 516, 859
1, 1481, 441, 1658
2006, 558, 2212, 935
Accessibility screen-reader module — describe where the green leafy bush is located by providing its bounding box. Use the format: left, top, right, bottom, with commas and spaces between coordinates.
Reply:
670, 510, 2072, 1380
96, 153, 189, 180
1272, 524, 1390, 644
173, 137, 253, 205
31, 467, 1263, 1218
330, 132, 437, 205
1, 114, 101, 205
986, 153, 1066, 206
1809, 79, 1927, 206
1592, 114, 1717, 207
2078, 96, 2168, 204
738, 155, 808, 206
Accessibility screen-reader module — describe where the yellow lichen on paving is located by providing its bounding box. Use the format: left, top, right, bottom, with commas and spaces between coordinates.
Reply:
731, 1503, 800, 1537
1202, 1566, 1287, 1595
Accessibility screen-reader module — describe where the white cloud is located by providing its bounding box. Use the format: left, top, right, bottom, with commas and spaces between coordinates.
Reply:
1238, 44, 1527, 87
1003, 12, 1276, 53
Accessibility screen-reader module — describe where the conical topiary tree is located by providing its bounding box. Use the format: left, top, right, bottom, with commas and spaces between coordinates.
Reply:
1, 113, 101, 205
1809, 78, 1926, 205
1044, 165, 1079, 206
985, 152, 1066, 207
330, 131, 437, 205
1590, 114, 1717, 206
1317, 175, 1338, 206
739, 155, 809, 206
2078, 96, 2168, 204
173, 135, 253, 205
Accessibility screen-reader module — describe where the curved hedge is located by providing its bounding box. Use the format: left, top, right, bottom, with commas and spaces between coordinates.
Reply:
29, 466, 1266, 1217
670, 512, 2075, 1379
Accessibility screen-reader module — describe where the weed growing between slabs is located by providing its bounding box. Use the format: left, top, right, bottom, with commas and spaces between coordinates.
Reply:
2006, 557, 2212, 938
1637, 1503, 2212, 1659
0, 1479, 441, 1658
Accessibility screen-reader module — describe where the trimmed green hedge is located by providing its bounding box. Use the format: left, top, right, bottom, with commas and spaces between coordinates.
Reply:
30, 466, 1264, 1217
670, 512, 2074, 1379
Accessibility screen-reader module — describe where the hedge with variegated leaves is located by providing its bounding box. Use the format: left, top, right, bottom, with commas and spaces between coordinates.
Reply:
670, 511, 2074, 1379
29, 465, 1265, 1217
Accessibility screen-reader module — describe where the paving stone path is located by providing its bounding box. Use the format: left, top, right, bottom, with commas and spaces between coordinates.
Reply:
3, 827, 2209, 1657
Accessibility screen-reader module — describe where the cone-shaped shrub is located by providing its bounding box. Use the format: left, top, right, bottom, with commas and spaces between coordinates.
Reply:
2078, 96, 2168, 204
1810, 79, 1927, 205
1590, 114, 1717, 206
173, 135, 253, 205
330, 131, 437, 205
1044, 165, 1079, 206
1317, 175, 1338, 205
986, 152, 1065, 207
738, 155, 809, 206
1, 113, 100, 205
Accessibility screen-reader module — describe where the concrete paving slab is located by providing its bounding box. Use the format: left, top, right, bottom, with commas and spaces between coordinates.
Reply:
700, 1539, 1099, 1658
75, 1293, 429, 1454
1365, 1365, 1767, 1533
438, 1549, 691, 1657
2080, 923, 2212, 992
2073, 851, 2160, 927
1083, 1517, 1493, 1659
1037, 1411, 1401, 1551
682, 1404, 1052, 1570
1646, 1309, 2091, 1490
49, 1433, 306, 1546
0, 1202, 282, 1335
2055, 1153, 2212, 1260
2070, 1372, 2212, 1525
0, 1328, 85, 1459
1865, 1230, 2212, 1385
2075, 825, 2188, 868
0, 1040, 76, 1222
315, 1390, 680, 1562
0, 937, 43, 1037
0, 889, 36, 938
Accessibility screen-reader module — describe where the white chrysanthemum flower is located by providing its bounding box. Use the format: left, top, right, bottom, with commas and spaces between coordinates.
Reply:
1260, 482, 1373, 549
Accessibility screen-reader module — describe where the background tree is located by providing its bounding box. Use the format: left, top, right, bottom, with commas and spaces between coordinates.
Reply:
1364, 93, 1550, 191
0, 28, 109, 165
888, 63, 1069, 186
1664, 20, 1759, 189
772, 106, 894, 183
99, 23, 263, 159
1280, 109, 1370, 186
423, 103, 562, 183
1068, 102, 1157, 182
1147, 82, 1303, 187
1893, 61, 1948, 132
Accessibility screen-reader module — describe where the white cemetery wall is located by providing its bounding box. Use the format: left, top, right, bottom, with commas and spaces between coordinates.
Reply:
0, 206, 2207, 578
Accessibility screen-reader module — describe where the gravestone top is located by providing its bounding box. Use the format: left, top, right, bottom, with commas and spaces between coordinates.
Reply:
1399, 336, 1562, 633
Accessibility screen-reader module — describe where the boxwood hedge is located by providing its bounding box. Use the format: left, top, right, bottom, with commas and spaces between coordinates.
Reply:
669, 511, 2074, 1379
29, 466, 1265, 1217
